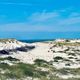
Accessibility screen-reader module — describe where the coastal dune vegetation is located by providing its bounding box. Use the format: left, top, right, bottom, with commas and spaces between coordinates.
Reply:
0, 39, 80, 80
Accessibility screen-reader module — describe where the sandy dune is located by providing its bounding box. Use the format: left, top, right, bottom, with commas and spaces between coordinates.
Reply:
11, 42, 54, 64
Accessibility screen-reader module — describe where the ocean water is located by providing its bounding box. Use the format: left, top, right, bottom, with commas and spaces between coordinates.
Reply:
20, 39, 53, 43
20, 32, 80, 43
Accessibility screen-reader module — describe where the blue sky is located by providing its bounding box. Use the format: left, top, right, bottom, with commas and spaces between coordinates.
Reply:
0, 0, 80, 39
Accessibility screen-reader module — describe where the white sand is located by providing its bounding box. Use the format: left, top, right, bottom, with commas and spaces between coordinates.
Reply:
10, 41, 80, 69
1, 39, 80, 69
11, 42, 54, 64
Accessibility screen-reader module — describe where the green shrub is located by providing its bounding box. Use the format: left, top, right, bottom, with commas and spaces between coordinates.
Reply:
34, 59, 49, 67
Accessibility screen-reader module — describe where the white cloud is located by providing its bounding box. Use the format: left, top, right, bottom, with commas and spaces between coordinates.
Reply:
0, 22, 56, 32
0, 2, 32, 6
28, 11, 59, 22
59, 12, 80, 25
0, 10, 80, 32
70, 12, 80, 17
28, 10, 80, 26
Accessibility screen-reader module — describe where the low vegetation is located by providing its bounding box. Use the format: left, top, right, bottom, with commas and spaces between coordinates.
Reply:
0, 40, 80, 80
0, 57, 80, 80
55, 42, 80, 46
0, 56, 19, 61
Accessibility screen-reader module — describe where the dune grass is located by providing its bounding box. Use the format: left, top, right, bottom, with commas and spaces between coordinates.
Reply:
0, 57, 80, 80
